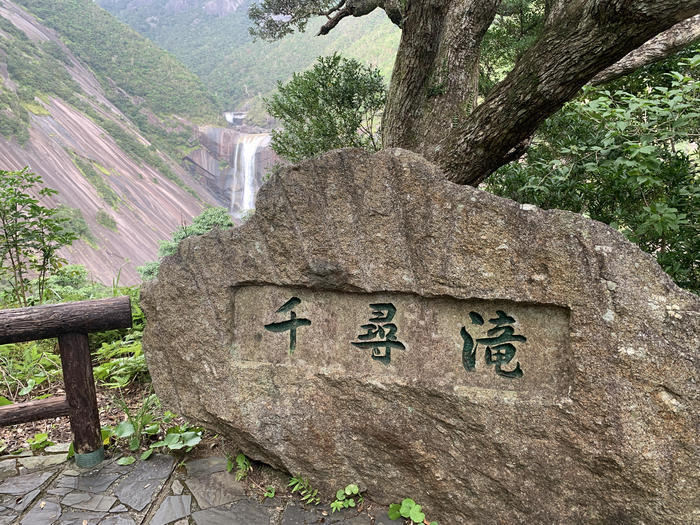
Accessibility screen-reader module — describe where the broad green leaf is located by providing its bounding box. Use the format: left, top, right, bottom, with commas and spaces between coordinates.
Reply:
140, 449, 154, 460
388, 503, 402, 520
128, 436, 140, 451
18, 379, 36, 396
114, 421, 135, 438
143, 423, 160, 435
163, 432, 180, 446
182, 433, 201, 448
0, 396, 13, 406
410, 505, 425, 523
117, 456, 136, 466
336, 489, 346, 500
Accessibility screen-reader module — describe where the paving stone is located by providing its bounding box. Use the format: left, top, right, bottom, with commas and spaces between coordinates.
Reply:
184, 471, 245, 510
184, 457, 227, 478
62, 469, 80, 477
0, 487, 40, 513
336, 516, 371, 524
19, 454, 68, 470
0, 460, 16, 481
20, 496, 61, 524
0, 470, 52, 495
56, 471, 120, 493
98, 460, 136, 477
150, 495, 192, 525
113, 455, 174, 511
0, 451, 32, 460
280, 504, 325, 525
45, 443, 72, 454
0, 515, 16, 525
100, 516, 136, 525
171, 479, 184, 495
173, 520, 189, 525
47, 487, 74, 496
191, 500, 271, 525
56, 509, 106, 524
131, 454, 175, 480
62, 491, 117, 512
110, 504, 128, 513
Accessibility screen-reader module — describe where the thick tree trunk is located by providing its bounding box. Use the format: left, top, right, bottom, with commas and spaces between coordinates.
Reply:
382, 0, 501, 154
382, 0, 700, 186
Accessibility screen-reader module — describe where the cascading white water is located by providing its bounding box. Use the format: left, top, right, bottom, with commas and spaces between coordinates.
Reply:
228, 133, 268, 216
228, 141, 241, 215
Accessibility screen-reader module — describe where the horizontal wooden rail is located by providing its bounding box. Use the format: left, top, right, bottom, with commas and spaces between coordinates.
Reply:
0, 396, 70, 426
0, 296, 131, 344
0, 296, 134, 467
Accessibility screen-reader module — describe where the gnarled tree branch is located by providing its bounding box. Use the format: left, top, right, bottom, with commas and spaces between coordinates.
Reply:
433, 2, 700, 186
591, 14, 700, 85
318, 6, 353, 35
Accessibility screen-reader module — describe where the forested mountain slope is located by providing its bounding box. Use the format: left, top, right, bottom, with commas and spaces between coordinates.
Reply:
97, 0, 400, 119
0, 0, 223, 284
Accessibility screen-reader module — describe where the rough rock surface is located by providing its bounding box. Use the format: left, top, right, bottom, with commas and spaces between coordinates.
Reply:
142, 148, 699, 524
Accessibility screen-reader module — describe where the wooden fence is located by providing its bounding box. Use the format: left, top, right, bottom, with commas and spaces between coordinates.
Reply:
0, 297, 132, 467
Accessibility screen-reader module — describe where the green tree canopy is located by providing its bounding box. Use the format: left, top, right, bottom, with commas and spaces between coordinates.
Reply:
488, 51, 700, 292
265, 53, 386, 162
0, 168, 76, 306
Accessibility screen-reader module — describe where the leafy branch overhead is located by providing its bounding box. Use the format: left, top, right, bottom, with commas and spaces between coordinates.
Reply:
251, 0, 700, 186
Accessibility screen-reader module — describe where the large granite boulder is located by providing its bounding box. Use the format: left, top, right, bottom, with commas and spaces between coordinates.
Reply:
141, 148, 699, 524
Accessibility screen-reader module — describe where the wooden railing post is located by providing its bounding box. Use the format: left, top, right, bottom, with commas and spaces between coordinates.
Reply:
58, 333, 103, 467
0, 297, 132, 468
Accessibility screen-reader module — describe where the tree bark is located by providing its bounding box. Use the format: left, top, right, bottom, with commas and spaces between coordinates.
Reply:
0, 397, 70, 426
591, 15, 700, 85
382, 0, 501, 154
0, 296, 132, 344
440, 1, 700, 185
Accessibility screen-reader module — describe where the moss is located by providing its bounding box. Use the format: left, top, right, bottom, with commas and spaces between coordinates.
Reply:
94, 162, 111, 175
96, 209, 117, 231
20, 100, 50, 116
72, 154, 121, 209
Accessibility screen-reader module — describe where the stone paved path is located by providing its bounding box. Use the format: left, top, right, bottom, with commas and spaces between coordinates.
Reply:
0, 447, 402, 524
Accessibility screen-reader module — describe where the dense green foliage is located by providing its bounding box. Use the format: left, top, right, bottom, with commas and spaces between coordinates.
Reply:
97, 1, 399, 114
15, 0, 220, 121
54, 205, 97, 247
0, 265, 147, 402
479, 1, 545, 95
266, 54, 386, 162
0, 16, 83, 144
137, 207, 235, 280
0, 168, 76, 307
488, 51, 700, 293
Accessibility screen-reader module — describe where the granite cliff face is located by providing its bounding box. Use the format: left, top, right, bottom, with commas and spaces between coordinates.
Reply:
0, 0, 220, 284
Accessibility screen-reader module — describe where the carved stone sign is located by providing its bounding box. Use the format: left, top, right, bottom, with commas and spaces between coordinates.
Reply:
142, 148, 699, 524
233, 285, 570, 398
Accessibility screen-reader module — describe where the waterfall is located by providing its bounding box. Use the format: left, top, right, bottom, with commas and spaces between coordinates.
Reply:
228, 133, 268, 217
